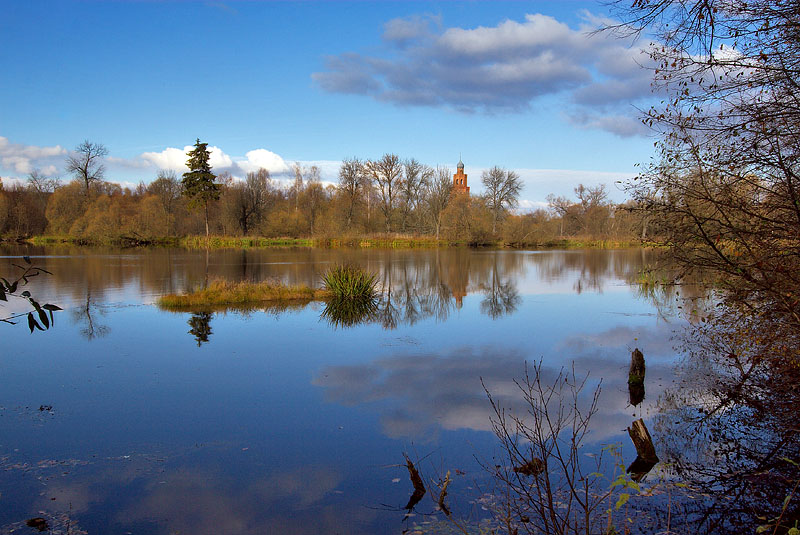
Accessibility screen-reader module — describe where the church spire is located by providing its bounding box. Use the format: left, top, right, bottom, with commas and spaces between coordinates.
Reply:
453, 156, 469, 195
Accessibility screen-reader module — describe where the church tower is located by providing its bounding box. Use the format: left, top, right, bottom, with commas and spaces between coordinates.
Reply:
453, 157, 470, 195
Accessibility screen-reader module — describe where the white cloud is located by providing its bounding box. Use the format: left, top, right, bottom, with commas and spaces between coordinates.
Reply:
140, 146, 189, 172
0, 136, 67, 176
140, 145, 233, 173
313, 11, 658, 133
239, 148, 289, 175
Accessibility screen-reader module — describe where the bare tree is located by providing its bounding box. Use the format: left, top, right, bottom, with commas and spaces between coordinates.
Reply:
482, 166, 522, 234
338, 157, 366, 227
226, 168, 273, 235
399, 158, 432, 232
66, 140, 108, 194
303, 165, 325, 235
546, 194, 572, 237
424, 166, 453, 240
365, 153, 404, 233
291, 162, 304, 213
611, 0, 800, 328
27, 169, 60, 195
26, 169, 60, 223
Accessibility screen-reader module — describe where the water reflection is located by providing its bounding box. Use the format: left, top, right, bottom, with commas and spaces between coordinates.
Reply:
479, 268, 520, 319
320, 297, 378, 329
651, 311, 800, 534
0, 245, 679, 535
0, 246, 660, 311
72, 288, 110, 340
313, 321, 677, 443
188, 312, 213, 345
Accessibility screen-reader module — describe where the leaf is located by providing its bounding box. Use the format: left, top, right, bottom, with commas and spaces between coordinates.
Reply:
37, 308, 49, 329
8, 281, 17, 294
21, 290, 31, 298
756, 525, 771, 534
23, 255, 31, 264
0, 287, 5, 301
42, 304, 62, 311
615, 493, 630, 510
27, 313, 41, 333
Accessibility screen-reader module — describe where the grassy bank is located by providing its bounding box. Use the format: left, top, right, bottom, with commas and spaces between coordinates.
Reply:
157, 279, 330, 311
14, 234, 659, 250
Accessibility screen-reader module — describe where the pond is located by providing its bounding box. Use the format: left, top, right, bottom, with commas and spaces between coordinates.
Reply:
0, 246, 684, 534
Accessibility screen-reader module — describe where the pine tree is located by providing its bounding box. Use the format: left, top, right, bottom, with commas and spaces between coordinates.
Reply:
182, 139, 220, 237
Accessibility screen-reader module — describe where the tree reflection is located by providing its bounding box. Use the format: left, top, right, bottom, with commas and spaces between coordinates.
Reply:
188, 312, 213, 346
72, 288, 109, 340
652, 310, 800, 534
479, 260, 520, 320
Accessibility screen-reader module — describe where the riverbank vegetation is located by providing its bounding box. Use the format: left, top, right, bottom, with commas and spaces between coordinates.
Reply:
0, 146, 656, 248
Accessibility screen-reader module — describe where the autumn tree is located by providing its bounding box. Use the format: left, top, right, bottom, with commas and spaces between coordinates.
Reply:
365, 153, 403, 233
66, 140, 108, 194
182, 139, 220, 238
147, 170, 182, 235
481, 166, 522, 234
612, 0, 800, 327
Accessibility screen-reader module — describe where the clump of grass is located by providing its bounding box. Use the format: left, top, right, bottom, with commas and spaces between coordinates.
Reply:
158, 279, 329, 310
321, 264, 378, 299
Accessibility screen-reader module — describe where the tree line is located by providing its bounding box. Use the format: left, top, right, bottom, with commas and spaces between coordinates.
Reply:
0, 139, 650, 245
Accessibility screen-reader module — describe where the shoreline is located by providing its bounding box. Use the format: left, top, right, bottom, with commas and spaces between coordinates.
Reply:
3, 235, 657, 250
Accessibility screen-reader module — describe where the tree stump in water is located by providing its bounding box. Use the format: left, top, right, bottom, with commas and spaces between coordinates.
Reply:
628, 348, 646, 406
626, 418, 659, 481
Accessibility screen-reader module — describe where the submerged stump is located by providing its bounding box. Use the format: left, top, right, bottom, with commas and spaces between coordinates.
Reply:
628, 348, 646, 406
626, 418, 659, 481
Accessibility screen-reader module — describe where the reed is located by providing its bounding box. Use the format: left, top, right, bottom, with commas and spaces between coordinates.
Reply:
157, 279, 329, 310
321, 264, 378, 299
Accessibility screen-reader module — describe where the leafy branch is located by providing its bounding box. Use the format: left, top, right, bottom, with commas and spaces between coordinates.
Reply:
0, 256, 62, 332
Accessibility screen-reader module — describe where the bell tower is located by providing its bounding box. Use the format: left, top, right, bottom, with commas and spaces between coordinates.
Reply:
453, 157, 470, 195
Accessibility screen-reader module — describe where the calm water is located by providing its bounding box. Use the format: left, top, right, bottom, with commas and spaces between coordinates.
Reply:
0, 246, 682, 534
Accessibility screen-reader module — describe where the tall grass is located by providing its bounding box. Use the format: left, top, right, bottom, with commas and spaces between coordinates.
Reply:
321, 265, 377, 299
157, 279, 329, 310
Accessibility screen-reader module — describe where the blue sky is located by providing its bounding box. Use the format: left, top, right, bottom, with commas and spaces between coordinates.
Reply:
0, 1, 657, 208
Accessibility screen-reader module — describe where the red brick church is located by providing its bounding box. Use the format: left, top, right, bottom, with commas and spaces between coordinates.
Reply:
453, 158, 469, 195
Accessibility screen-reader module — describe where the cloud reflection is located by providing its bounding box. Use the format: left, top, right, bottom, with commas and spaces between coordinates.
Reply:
313, 321, 678, 444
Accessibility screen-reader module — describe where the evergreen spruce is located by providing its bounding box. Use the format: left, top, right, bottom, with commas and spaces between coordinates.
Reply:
182, 139, 220, 237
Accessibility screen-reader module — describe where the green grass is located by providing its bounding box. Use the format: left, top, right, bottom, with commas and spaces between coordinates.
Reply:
321, 264, 378, 299
157, 279, 329, 311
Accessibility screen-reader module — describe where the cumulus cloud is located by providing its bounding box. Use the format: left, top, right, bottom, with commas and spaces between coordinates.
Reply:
139, 145, 290, 179
0, 136, 67, 176
141, 145, 233, 173
238, 148, 290, 175
313, 12, 657, 135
